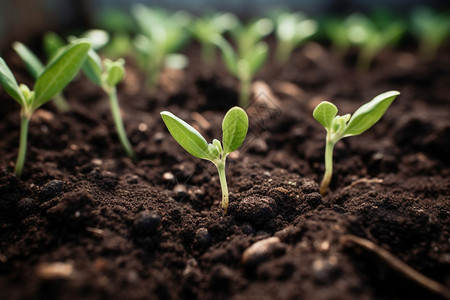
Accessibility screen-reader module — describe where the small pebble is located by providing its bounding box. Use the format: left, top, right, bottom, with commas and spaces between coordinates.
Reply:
133, 211, 161, 235
195, 228, 211, 248
35, 262, 73, 280
163, 172, 175, 181
153, 132, 165, 143
38, 180, 64, 202
242, 237, 285, 268
312, 256, 339, 283
127, 175, 139, 184
236, 196, 277, 225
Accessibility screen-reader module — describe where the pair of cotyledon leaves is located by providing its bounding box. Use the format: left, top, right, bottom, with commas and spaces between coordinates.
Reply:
161, 107, 249, 162
313, 90, 400, 138
0, 41, 91, 111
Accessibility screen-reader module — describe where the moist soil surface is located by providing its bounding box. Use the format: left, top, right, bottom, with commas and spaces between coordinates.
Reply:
0, 40, 449, 300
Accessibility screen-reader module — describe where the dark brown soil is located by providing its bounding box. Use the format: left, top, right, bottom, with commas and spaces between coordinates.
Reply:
1, 40, 449, 300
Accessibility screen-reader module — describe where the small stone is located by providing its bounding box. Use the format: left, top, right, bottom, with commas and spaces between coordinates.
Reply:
242, 237, 286, 268
195, 228, 211, 248
236, 196, 277, 225
163, 172, 175, 181
153, 132, 165, 143
38, 180, 64, 202
312, 256, 339, 283
35, 262, 73, 280
133, 211, 161, 235
17, 197, 37, 218
127, 175, 139, 184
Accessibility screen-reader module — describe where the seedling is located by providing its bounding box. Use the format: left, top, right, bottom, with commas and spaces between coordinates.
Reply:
229, 17, 273, 57
214, 35, 268, 108
0, 40, 91, 177
13, 30, 110, 112
190, 12, 237, 64
274, 12, 318, 63
82, 49, 136, 160
345, 13, 405, 70
131, 4, 191, 88
410, 7, 450, 61
161, 107, 248, 213
313, 91, 400, 195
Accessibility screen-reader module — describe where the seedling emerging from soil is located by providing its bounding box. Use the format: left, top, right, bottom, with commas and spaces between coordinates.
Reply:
230, 17, 273, 57
131, 4, 191, 88
190, 12, 237, 64
83, 49, 136, 160
345, 13, 405, 70
274, 12, 317, 63
0, 41, 91, 177
13, 39, 69, 112
313, 91, 400, 195
410, 7, 450, 61
214, 35, 268, 108
161, 107, 248, 213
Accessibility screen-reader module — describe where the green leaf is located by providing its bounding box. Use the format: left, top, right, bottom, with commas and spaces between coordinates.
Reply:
43, 32, 65, 59
13, 42, 45, 79
105, 58, 125, 87
313, 101, 338, 130
222, 106, 249, 154
0, 57, 25, 105
343, 91, 400, 136
33, 41, 91, 109
214, 36, 238, 76
247, 42, 268, 76
81, 29, 110, 50
82, 49, 103, 86
161, 111, 213, 160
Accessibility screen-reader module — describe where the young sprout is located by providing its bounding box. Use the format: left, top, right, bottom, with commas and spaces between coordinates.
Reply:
82, 49, 136, 160
229, 17, 273, 57
131, 4, 191, 88
0, 40, 91, 177
161, 107, 248, 213
323, 16, 353, 57
190, 12, 237, 64
13, 30, 110, 112
410, 7, 450, 61
13, 37, 69, 112
274, 12, 318, 63
345, 13, 406, 70
214, 35, 268, 108
313, 91, 400, 195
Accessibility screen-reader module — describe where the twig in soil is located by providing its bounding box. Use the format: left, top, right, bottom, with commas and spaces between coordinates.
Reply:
342, 178, 383, 192
341, 235, 450, 299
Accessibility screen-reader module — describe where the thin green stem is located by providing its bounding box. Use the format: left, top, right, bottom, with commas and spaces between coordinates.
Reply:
53, 92, 69, 112
239, 77, 251, 108
275, 42, 292, 64
107, 86, 136, 160
320, 134, 335, 195
216, 159, 229, 214
201, 42, 216, 64
14, 113, 30, 177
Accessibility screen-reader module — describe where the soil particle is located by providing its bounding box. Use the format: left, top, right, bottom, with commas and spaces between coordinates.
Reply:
241, 236, 287, 270
133, 210, 161, 235
38, 179, 64, 202
235, 196, 277, 225
195, 227, 212, 249
17, 197, 38, 218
